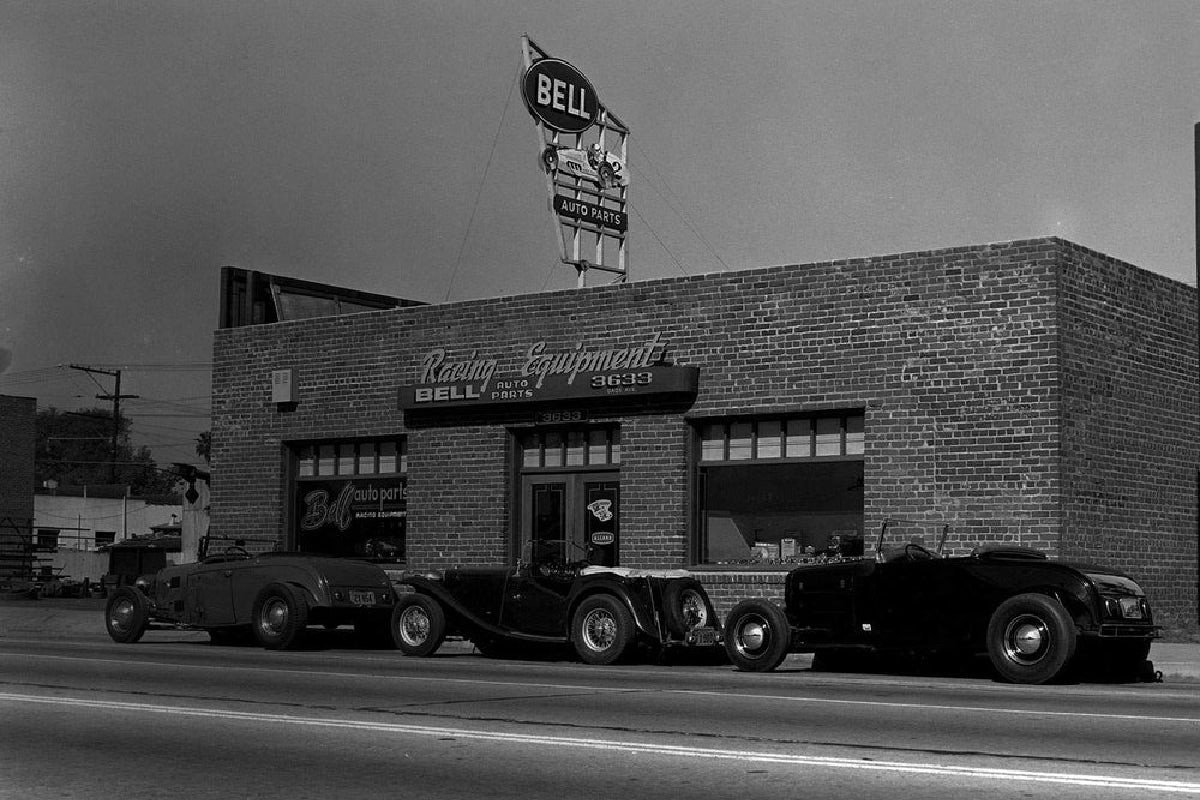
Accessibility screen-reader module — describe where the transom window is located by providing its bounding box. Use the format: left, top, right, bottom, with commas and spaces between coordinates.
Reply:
520, 427, 620, 470
700, 413, 864, 462
297, 439, 407, 478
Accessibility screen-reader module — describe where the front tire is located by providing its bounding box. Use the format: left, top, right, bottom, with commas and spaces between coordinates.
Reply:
723, 599, 791, 672
391, 594, 446, 657
571, 594, 634, 665
105, 587, 149, 644
251, 582, 309, 650
986, 593, 1077, 684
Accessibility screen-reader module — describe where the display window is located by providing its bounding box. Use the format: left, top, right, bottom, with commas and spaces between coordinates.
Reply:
695, 413, 864, 566
292, 438, 407, 563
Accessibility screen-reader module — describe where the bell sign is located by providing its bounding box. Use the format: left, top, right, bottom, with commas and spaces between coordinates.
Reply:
522, 57, 600, 134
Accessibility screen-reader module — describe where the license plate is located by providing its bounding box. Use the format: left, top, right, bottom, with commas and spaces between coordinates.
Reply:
350, 590, 376, 606
690, 627, 717, 646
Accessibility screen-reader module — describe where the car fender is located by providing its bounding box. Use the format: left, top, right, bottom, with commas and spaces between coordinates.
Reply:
229, 566, 327, 623
398, 575, 562, 643
971, 581, 1095, 647
567, 577, 660, 640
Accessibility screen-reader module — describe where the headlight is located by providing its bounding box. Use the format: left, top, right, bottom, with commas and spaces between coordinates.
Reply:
1102, 595, 1148, 620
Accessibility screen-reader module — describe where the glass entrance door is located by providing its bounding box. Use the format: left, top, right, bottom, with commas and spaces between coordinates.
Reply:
521, 473, 619, 567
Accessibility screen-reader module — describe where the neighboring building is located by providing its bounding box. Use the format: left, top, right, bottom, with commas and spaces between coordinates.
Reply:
33, 487, 179, 582
0, 394, 36, 587
209, 238, 1200, 628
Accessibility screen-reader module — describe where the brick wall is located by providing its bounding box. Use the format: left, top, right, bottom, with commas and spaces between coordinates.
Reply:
1056, 241, 1199, 628
210, 237, 1197, 625
0, 395, 36, 582
0, 395, 35, 521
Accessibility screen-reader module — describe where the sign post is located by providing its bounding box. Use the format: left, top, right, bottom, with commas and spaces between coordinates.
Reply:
521, 35, 630, 288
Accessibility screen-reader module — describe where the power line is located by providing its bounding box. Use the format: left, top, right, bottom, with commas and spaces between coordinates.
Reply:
444, 63, 518, 302
68, 365, 139, 483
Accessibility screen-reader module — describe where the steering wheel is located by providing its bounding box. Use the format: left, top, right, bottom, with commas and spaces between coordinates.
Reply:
904, 543, 934, 561
225, 545, 250, 558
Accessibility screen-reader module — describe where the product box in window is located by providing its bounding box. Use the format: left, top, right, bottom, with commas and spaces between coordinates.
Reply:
751, 542, 778, 563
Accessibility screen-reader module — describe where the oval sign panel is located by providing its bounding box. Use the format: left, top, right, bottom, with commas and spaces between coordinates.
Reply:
522, 57, 600, 134
591, 531, 615, 546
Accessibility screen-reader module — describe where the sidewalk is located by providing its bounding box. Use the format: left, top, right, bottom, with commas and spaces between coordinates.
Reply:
2, 597, 1198, 683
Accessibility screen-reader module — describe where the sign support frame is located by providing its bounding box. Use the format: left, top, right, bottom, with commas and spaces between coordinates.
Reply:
522, 35, 629, 288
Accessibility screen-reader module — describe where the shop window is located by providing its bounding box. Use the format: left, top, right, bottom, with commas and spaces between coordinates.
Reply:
695, 412, 865, 566
520, 427, 620, 470
292, 437, 407, 563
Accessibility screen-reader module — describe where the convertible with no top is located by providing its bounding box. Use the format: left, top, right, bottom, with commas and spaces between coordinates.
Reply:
104, 547, 396, 649
391, 556, 719, 665
722, 520, 1160, 684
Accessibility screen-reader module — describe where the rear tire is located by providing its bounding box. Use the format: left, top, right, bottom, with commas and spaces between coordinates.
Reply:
986, 593, 1077, 684
391, 594, 446, 657
571, 594, 634, 665
723, 599, 791, 672
251, 582, 309, 650
105, 587, 149, 644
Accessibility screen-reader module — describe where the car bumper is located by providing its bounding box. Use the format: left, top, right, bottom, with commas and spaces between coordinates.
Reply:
1085, 624, 1160, 638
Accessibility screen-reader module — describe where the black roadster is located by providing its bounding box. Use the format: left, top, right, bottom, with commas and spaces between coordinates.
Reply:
391, 558, 719, 665
723, 520, 1160, 684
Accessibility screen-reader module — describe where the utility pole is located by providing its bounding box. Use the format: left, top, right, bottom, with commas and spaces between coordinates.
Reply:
68, 365, 139, 484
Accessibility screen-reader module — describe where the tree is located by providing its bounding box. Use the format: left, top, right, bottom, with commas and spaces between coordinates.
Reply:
195, 431, 211, 464
36, 406, 180, 497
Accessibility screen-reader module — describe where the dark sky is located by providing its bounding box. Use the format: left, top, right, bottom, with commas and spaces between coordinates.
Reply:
1, 0, 1196, 468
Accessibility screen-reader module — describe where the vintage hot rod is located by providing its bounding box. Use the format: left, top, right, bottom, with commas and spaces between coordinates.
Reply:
392, 558, 719, 665
722, 520, 1160, 684
104, 548, 396, 650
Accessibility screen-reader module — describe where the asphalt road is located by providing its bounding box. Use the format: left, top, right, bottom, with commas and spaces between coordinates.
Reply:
1, 628, 1198, 799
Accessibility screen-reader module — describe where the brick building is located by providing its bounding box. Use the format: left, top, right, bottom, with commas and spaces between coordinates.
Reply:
0, 394, 37, 586
210, 238, 1199, 628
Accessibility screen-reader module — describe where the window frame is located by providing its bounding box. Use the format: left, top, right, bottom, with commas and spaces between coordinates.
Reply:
289, 436, 409, 563
517, 425, 621, 474
697, 411, 865, 465
296, 438, 408, 479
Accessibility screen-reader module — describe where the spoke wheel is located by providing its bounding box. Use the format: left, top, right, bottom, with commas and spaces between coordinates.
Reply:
391, 594, 446, 657
571, 594, 633, 665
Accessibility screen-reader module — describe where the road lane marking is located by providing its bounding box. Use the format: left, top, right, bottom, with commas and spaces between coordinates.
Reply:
2, 691, 1198, 794
4, 651, 1198, 725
